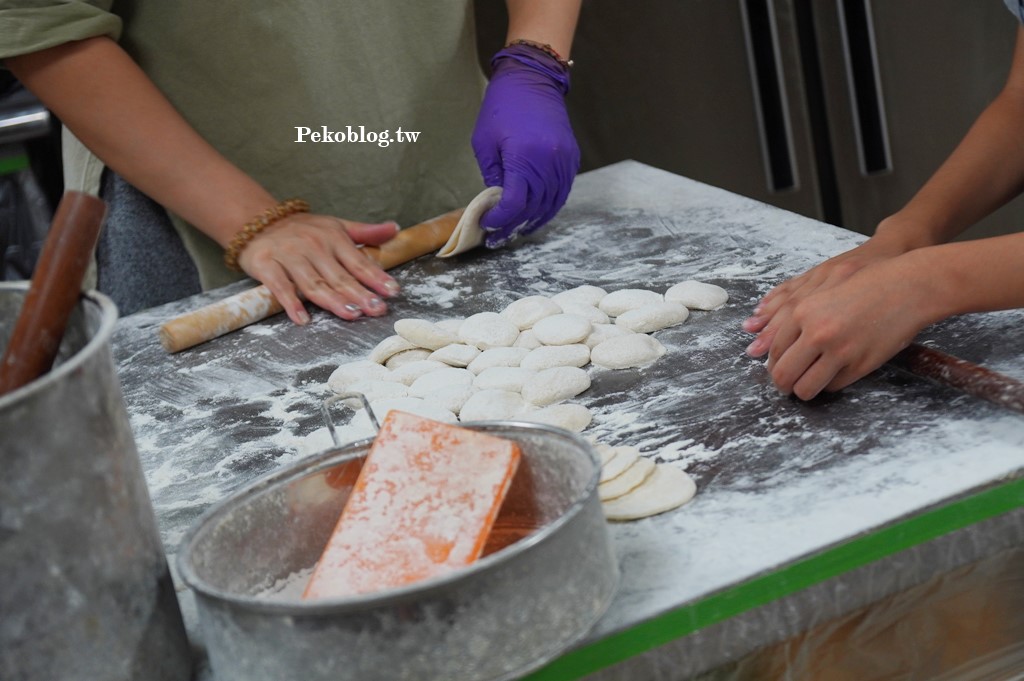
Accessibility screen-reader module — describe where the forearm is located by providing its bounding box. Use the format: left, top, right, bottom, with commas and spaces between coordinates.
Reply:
504, 0, 581, 58
903, 232, 1024, 323
876, 26, 1024, 249
6, 37, 274, 248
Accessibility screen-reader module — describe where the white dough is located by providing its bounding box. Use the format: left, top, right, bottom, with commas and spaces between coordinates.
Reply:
434, 318, 465, 335
418, 384, 477, 416
520, 344, 591, 371
593, 442, 617, 466
459, 311, 520, 350
428, 343, 482, 368
388, 359, 448, 386
384, 348, 431, 370
459, 389, 529, 422
513, 329, 542, 350
615, 302, 689, 333
531, 314, 593, 346
520, 403, 593, 433
467, 346, 530, 375
437, 186, 503, 258
500, 296, 562, 330
600, 445, 640, 483
665, 280, 729, 310
350, 396, 457, 431
474, 366, 536, 393
327, 360, 390, 393
340, 379, 408, 408
555, 301, 609, 325
551, 285, 607, 308
394, 318, 458, 351
602, 464, 697, 521
584, 323, 632, 349
599, 456, 656, 501
408, 367, 475, 398
368, 335, 417, 364
591, 334, 666, 369
521, 366, 591, 406
599, 288, 663, 317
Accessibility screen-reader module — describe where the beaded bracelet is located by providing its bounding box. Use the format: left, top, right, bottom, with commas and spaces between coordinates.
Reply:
506, 39, 574, 68
223, 198, 310, 271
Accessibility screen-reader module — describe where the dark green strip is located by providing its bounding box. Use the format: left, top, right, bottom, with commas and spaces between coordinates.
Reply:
523, 477, 1024, 680
0, 154, 29, 176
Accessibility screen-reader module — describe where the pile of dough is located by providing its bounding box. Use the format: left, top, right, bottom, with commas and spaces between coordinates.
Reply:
323, 278, 726, 520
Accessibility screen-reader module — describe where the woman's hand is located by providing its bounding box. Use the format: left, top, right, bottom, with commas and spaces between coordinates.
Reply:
745, 252, 941, 399
238, 215, 401, 325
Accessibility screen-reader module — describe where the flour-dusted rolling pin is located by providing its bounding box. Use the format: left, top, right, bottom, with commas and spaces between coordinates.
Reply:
0, 192, 107, 395
158, 207, 464, 353
890, 342, 1024, 415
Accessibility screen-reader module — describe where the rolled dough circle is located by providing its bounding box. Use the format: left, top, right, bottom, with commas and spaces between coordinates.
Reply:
591, 334, 666, 369
368, 334, 417, 364
665, 280, 729, 310
602, 464, 697, 521
600, 445, 640, 483
599, 456, 656, 501
615, 302, 689, 333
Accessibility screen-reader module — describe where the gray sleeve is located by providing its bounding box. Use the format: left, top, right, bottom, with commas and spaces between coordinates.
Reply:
1006, 0, 1024, 24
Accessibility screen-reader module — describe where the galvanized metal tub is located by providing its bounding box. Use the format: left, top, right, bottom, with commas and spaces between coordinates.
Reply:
178, 422, 618, 681
0, 282, 191, 681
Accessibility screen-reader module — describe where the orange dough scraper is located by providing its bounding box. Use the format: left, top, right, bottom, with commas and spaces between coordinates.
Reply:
303, 411, 522, 600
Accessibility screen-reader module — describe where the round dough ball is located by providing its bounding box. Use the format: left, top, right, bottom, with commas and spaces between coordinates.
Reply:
556, 301, 609, 325
394, 318, 458, 351
467, 346, 530, 375
520, 344, 591, 371
384, 348, 431, 370
521, 366, 591, 406
428, 343, 482, 368
408, 367, 474, 398
665, 280, 729, 310
473, 366, 536, 393
500, 295, 562, 330
434, 318, 465, 335
459, 311, 520, 350
599, 456, 655, 501
459, 389, 529, 422
418, 384, 476, 416
585, 323, 631, 349
327, 360, 390, 393
350, 396, 457, 431
513, 329, 542, 350
520, 403, 593, 433
551, 285, 607, 308
368, 334, 417, 364
591, 334, 666, 369
388, 359, 448, 386
599, 289, 663, 317
602, 464, 697, 521
532, 314, 593, 346
615, 302, 689, 333
340, 379, 408, 408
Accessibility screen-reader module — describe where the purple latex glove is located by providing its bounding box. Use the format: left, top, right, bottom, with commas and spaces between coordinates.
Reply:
471, 45, 580, 248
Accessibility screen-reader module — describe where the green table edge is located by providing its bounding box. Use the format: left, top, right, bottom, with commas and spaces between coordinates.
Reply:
523, 474, 1024, 681
0, 154, 29, 176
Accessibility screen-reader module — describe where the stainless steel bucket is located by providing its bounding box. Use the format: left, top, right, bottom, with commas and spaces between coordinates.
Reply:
0, 283, 191, 681
179, 422, 619, 681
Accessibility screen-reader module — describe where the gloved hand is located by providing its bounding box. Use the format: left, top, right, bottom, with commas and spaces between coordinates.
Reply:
471, 44, 580, 248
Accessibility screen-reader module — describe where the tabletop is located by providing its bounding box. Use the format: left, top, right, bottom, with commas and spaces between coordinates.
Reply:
111, 161, 1024, 680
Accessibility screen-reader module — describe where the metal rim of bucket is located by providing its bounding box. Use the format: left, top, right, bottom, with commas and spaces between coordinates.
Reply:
0, 282, 119, 409
176, 420, 604, 616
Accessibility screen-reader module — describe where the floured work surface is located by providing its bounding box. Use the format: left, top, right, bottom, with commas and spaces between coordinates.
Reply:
111, 162, 1024, 679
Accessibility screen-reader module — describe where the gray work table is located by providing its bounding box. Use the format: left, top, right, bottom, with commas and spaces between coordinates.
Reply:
111, 161, 1024, 680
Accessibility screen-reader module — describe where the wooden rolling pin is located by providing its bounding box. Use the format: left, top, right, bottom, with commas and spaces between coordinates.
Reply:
158, 207, 463, 353
891, 343, 1024, 415
0, 192, 106, 395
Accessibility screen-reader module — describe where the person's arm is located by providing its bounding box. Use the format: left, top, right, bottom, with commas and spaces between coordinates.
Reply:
470, 1, 582, 247
745, 24, 1024, 337
743, 24, 1024, 399
6, 37, 400, 325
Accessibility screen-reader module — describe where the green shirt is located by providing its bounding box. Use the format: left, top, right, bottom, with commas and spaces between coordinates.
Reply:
1, 0, 487, 289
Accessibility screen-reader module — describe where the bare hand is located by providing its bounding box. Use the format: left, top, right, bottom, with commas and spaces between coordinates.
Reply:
745, 256, 935, 399
239, 213, 401, 325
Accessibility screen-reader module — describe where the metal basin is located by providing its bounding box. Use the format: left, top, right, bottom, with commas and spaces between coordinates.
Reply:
178, 422, 618, 681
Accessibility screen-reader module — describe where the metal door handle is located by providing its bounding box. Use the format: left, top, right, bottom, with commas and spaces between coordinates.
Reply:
837, 0, 891, 175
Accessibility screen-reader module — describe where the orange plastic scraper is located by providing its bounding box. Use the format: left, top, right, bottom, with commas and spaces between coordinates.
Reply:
303, 410, 522, 600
